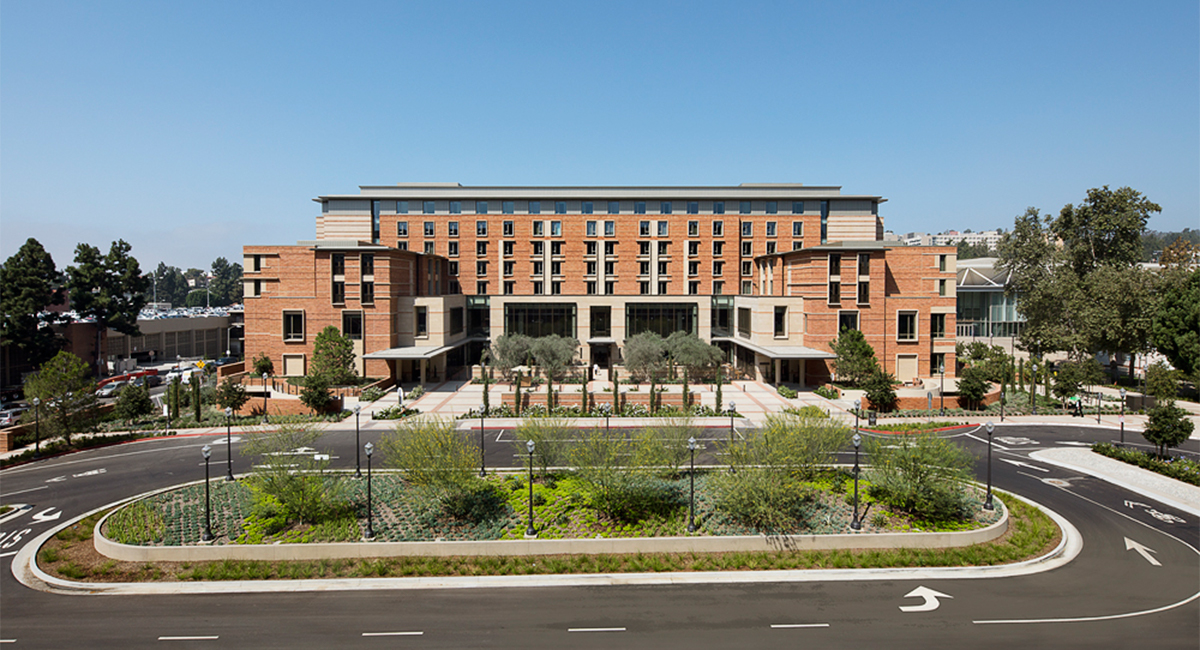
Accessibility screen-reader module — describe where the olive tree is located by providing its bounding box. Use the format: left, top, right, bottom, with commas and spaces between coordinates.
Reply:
22, 351, 98, 446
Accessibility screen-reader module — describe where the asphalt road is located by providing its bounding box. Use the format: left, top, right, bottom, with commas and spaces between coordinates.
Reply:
1, 422, 1197, 649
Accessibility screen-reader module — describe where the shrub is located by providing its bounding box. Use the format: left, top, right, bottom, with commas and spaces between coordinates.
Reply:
407, 385, 425, 400
1093, 442, 1200, 486
299, 374, 333, 413
1143, 403, 1195, 458
251, 352, 274, 376
777, 385, 797, 399
862, 369, 898, 412
440, 480, 509, 523
634, 417, 698, 478
829, 328, 878, 386
514, 418, 574, 476
864, 432, 975, 523
360, 386, 385, 403
381, 417, 477, 489
711, 470, 819, 532
240, 424, 348, 525
310, 326, 357, 386
784, 405, 830, 419
114, 382, 154, 423
569, 427, 684, 521
815, 385, 839, 400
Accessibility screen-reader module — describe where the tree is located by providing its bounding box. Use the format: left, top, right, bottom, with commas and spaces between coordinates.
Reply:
66, 240, 150, 378
309, 326, 357, 385
863, 369, 898, 412
956, 240, 994, 260
828, 328, 877, 386
146, 263, 188, 307
216, 377, 250, 412
251, 352, 274, 376
21, 351, 98, 446
114, 383, 153, 424
956, 365, 992, 411
1, 238, 64, 381
1083, 265, 1156, 377
1142, 404, 1194, 459
1145, 361, 1179, 402
490, 333, 533, 381
667, 332, 724, 378
623, 332, 666, 382
1052, 359, 1103, 410
531, 334, 578, 389
1151, 268, 1200, 380
1052, 186, 1160, 277
997, 208, 1073, 358
209, 257, 243, 306
299, 374, 333, 413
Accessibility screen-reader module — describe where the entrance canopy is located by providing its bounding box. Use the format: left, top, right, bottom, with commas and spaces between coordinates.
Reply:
711, 337, 836, 360
362, 335, 487, 361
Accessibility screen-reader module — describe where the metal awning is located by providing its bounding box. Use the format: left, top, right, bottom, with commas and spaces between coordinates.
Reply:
362, 336, 487, 360
712, 337, 836, 360
586, 337, 616, 344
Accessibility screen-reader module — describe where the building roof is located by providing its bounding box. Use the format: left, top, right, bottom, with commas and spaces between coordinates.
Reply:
317, 183, 886, 203
712, 337, 836, 360
362, 336, 486, 360
956, 257, 1012, 291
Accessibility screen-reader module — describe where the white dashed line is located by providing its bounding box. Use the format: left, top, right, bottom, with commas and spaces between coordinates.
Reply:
771, 623, 830, 629
568, 627, 626, 632
158, 635, 219, 641
362, 631, 424, 637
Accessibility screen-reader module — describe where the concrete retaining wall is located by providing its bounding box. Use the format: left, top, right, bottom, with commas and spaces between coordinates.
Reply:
94, 501, 1007, 563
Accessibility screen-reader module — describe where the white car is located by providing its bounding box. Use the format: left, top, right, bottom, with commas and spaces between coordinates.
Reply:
96, 381, 127, 399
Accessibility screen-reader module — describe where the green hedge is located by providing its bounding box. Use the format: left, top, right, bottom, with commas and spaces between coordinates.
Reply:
1092, 443, 1200, 486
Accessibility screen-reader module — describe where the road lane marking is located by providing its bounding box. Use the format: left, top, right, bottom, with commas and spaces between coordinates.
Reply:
899, 586, 953, 612
1124, 537, 1162, 566
0, 551, 18, 558
362, 631, 423, 637
964, 433, 1011, 451
0, 485, 47, 498
568, 627, 626, 632
999, 458, 1048, 472
771, 623, 830, 629
158, 636, 219, 641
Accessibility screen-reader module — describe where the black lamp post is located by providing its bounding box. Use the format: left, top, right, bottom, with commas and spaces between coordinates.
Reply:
201, 444, 213, 542
939, 363, 946, 416
479, 402, 487, 477
1119, 388, 1127, 445
984, 421, 994, 511
1096, 388, 1102, 424
31, 398, 40, 458
1000, 386, 1005, 422
728, 400, 737, 473
224, 407, 235, 481
687, 436, 698, 533
853, 398, 861, 435
525, 439, 536, 537
364, 442, 375, 539
850, 433, 862, 530
354, 404, 363, 478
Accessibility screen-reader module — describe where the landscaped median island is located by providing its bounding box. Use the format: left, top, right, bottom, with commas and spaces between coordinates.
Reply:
33, 415, 1063, 583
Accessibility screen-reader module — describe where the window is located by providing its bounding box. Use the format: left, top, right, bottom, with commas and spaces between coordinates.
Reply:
604, 261, 615, 274
423, 201, 435, 214
713, 241, 724, 256
476, 261, 488, 275
332, 253, 345, 276
766, 222, 776, 237
475, 201, 488, 214
774, 306, 786, 337
858, 253, 870, 275
687, 201, 699, 214
552, 281, 562, 295
448, 241, 458, 257
792, 241, 802, 251
713, 261, 724, 276
476, 281, 487, 295
608, 201, 620, 214
586, 221, 597, 237
551, 221, 562, 236
741, 261, 752, 276
766, 242, 776, 254
503, 220, 514, 236
342, 311, 363, 340
449, 307, 464, 335
332, 281, 345, 304
658, 261, 668, 275
688, 241, 699, 256
741, 241, 752, 257
424, 242, 434, 255
657, 241, 668, 255
932, 352, 946, 375
551, 261, 562, 275
424, 222, 435, 237
502, 201, 514, 214
792, 201, 804, 214
820, 200, 829, 244
687, 221, 698, 236
532, 241, 543, 255
448, 221, 459, 237
939, 279, 948, 296
639, 241, 650, 256
742, 280, 753, 295
658, 281, 668, 294
586, 281, 596, 295
476, 241, 488, 256
361, 253, 374, 276
533, 261, 544, 275
898, 312, 917, 341
828, 281, 840, 304
396, 242, 408, 251
639, 281, 650, 295
551, 241, 563, 255
503, 241, 514, 256
586, 241, 597, 255
689, 281, 700, 295
397, 221, 409, 237
533, 221, 544, 236
857, 281, 870, 304
529, 282, 542, 295
939, 254, 947, 272
397, 201, 409, 214
741, 221, 752, 237
283, 311, 304, 342
582, 201, 593, 214
370, 202, 380, 244
689, 261, 699, 276
639, 261, 650, 275
713, 220, 724, 236
639, 221, 651, 236
931, 313, 947, 339
586, 261, 597, 275
713, 201, 725, 214
634, 201, 646, 214
657, 221, 668, 237
737, 307, 751, 337
554, 201, 566, 214
504, 261, 514, 276
829, 253, 841, 276
605, 281, 615, 294
504, 281, 515, 295
450, 201, 462, 214
713, 281, 723, 295
660, 201, 672, 214
529, 201, 541, 214
251, 254, 262, 272
476, 221, 488, 236
739, 201, 752, 214
361, 282, 374, 304
766, 201, 777, 214
792, 221, 803, 237
604, 241, 616, 255
838, 311, 859, 333
604, 221, 615, 236
449, 261, 459, 275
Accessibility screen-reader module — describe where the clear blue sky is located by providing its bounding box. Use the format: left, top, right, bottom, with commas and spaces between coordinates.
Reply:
3, 0, 1197, 272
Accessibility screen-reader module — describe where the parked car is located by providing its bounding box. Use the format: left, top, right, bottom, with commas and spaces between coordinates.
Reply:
131, 375, 163, 388
0, 407, 29, 427
96, 381, 128, 399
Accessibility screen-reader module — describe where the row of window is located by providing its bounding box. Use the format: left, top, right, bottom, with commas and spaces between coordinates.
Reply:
416, 239, 790, 260
396, 219, 808, 239
391, 200, 810, 216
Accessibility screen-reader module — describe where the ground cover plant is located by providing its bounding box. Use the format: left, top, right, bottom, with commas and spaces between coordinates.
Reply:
1092, 442, 1200, 486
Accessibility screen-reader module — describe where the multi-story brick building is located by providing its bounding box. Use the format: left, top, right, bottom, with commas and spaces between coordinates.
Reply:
244, 183, 956, 386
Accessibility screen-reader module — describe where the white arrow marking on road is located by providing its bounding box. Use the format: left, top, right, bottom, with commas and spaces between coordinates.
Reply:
31, 508, 61, 523
72, 468, 106, 478
45, 476, 66, 483
1124, 537, 1161, 566
1055, 441, 1092, 446
899, 586, 953, 612
1124, 500, 1151, 509
999, 458, 1049, 472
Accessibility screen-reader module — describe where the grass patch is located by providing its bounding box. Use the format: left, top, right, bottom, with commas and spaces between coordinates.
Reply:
867, 421, 966, 433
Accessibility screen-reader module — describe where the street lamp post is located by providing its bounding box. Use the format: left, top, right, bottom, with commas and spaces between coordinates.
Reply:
728, 400, 737, 474
1000, 386, 1005, 423
851, 433, 862, 530
984, 421, 995, 511
478, 402, 487, 477
224, 407, 235, 481
525, 440, 536, 537
939, 363, 946, 416
201, 444, 213, 542
687, 437, 698, 533
1119, 388, 1127, 445
1096, 388, 1102, 424
354, 404, 363, 478
364, 442, 375, 539
31, 398, 41, 458
261, 372, 269, 422
853, 398, 861, 436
